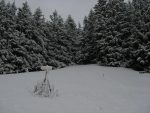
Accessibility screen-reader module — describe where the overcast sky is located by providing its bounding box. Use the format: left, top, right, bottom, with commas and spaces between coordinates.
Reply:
6, 0, 97, 24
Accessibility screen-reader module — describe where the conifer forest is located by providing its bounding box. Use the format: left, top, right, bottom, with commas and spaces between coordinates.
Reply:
0, 0, 150, 74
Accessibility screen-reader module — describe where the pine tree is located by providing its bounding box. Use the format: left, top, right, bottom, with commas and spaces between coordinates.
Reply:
45, 11, 72, 68
33, 7, 44, 25
17, 1, 32, 34
104, 0, 127, 66
79, 10, 96, 64
93, 0, 107, 65
125, 0, 150, 71
0, 0, 6, 38
0, 1, 18, 73
64, 15, 78, 62
75, 23, 83, 63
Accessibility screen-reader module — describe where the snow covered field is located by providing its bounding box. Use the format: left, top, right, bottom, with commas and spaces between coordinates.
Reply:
0, 65, 150, 113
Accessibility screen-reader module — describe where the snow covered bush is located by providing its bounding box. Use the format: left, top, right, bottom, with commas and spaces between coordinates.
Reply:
33, 66, 58, 97
34, 72, 53, 97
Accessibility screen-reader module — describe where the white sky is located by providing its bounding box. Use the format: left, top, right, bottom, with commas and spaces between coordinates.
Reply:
6, 0, 97, 24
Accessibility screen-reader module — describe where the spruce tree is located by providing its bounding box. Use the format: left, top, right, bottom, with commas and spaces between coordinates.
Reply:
65, 15, 78, 62
79, 10, 96, 64
45, 11, 72, 68
93, 0, 107, 65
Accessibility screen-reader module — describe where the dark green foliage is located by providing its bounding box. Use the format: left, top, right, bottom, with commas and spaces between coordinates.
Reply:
78, 10, 97, 64
64, 15, 78, 62
78, 0, 150, 72
0, 0, 150, 74
0, 1, 79, 74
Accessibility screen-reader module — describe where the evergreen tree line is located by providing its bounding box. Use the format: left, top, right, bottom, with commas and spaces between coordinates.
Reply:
78, 0, 150, 72
0, 0, 150, 74
0, 0, 81, 73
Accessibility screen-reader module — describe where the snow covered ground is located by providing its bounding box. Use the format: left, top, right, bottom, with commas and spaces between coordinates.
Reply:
0, 65, 150, 113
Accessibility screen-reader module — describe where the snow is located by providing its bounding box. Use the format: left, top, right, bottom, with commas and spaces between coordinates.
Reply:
0, 65, 150, 113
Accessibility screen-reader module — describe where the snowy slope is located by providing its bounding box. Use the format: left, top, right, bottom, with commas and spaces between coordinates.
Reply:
0, 65, 150, 113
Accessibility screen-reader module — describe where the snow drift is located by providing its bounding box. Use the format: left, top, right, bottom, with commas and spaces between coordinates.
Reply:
0, 65, 150, 113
